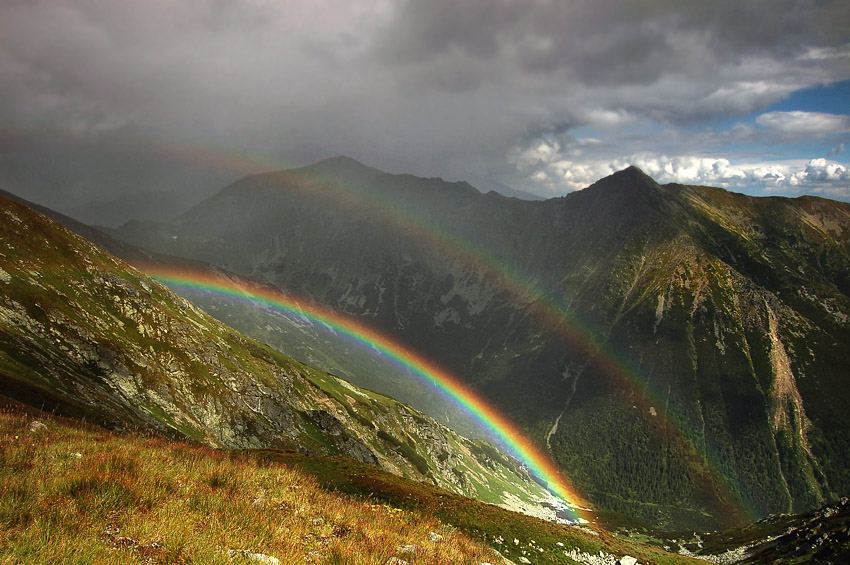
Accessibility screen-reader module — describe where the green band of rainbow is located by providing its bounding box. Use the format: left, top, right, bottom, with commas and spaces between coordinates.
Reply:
141, 264, 591, 521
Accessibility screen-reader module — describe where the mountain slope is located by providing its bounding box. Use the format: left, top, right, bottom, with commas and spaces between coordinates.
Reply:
0, 186, 492, 441
3, 399, 717, 565
652, 497, 850, 563
0, 193, 572, 521
110, 157, 850, 530
0, 400, 505, 564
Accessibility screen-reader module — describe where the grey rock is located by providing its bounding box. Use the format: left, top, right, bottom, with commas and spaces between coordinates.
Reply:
27, 420, 47, 433
227, 549, 280, 564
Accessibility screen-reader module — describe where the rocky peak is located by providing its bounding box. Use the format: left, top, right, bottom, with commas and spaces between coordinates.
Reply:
300, 155, 385, 179
583, 165, 663, 199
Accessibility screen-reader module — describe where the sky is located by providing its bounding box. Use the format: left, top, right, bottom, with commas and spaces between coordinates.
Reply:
0, 0, 849, 225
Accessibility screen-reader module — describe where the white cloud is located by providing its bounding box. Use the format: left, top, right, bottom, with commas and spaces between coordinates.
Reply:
510, 140, 562, 170
584, 108, 637, 129
511, 142, 850, 196
802, 158, 850, 182
756, 111, 850, 136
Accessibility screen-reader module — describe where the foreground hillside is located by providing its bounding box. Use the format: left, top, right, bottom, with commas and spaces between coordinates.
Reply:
0, 401, 503, 564
112, 158, 850, 529
0, 399, 718, 564
5, 399, 850, 563
0, 193, 567, 520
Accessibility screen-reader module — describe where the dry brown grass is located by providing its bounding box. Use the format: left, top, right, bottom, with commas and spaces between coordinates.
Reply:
0, 403, 500, 564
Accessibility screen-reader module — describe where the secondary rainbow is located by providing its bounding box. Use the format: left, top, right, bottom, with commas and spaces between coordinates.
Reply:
140, 263, 591, 521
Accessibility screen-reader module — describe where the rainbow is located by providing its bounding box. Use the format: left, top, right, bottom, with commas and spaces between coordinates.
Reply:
139, 263, 591, 521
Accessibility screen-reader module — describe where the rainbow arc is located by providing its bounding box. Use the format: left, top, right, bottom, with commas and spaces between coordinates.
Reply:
142, 264, 592, 522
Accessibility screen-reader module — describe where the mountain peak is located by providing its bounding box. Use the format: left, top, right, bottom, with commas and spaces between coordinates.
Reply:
610, 165, 657, 184
303, 155, 384, 178
579, 165, 662, 203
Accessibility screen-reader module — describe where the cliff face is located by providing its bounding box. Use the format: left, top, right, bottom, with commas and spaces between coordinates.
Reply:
0, 194, 573, 523
110, 158, 850, 529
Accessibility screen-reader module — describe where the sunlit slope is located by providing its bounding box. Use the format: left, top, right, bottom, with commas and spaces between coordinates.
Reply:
0, 400, 713, 565
0, 401, 501, 565
0, 194, 565, 519
113, 158, 850, 530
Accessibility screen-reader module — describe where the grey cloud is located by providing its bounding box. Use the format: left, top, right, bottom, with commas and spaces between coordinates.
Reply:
756, 111, 850, 136
376, 0, 846, 87
0, 0, 848, 221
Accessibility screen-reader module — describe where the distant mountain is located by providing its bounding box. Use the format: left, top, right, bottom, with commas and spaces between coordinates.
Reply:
463, 175, 548, 201
110, 157, 850, 531
0, 192, 573, 521
486, 185, 547, 200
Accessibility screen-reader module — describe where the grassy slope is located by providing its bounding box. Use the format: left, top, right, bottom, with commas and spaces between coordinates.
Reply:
0, 399, 703, 565
0, 400, 497, 564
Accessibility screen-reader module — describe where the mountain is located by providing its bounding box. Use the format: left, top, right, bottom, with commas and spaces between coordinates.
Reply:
463, 174, 548, 201
0, 186, 492, 441
655, 497, 850, 563
0, 192, 577, 522
112, 157, 850, 530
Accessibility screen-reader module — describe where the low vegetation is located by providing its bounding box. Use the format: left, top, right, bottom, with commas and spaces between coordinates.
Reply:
0, 401, 499, 564
0, 400, 707, 564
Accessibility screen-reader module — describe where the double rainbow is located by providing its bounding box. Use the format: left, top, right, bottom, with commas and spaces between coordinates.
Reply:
101, 138, 751, 522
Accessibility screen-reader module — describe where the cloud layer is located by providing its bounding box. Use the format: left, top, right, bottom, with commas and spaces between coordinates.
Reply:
0, 0, 848, 219
514, 151, 850, 195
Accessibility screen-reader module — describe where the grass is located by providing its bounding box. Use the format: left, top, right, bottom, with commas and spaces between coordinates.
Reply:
0, 399, 709, 565
0, 401, 500, 564
247, 453, 707, 564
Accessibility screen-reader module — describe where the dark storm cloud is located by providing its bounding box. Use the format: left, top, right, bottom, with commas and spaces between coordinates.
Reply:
0, 0, 848, 219
376, 0, 847, 88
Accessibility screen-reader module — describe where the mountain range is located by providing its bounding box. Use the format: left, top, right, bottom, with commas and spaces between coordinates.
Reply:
109, 156, 850, 530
